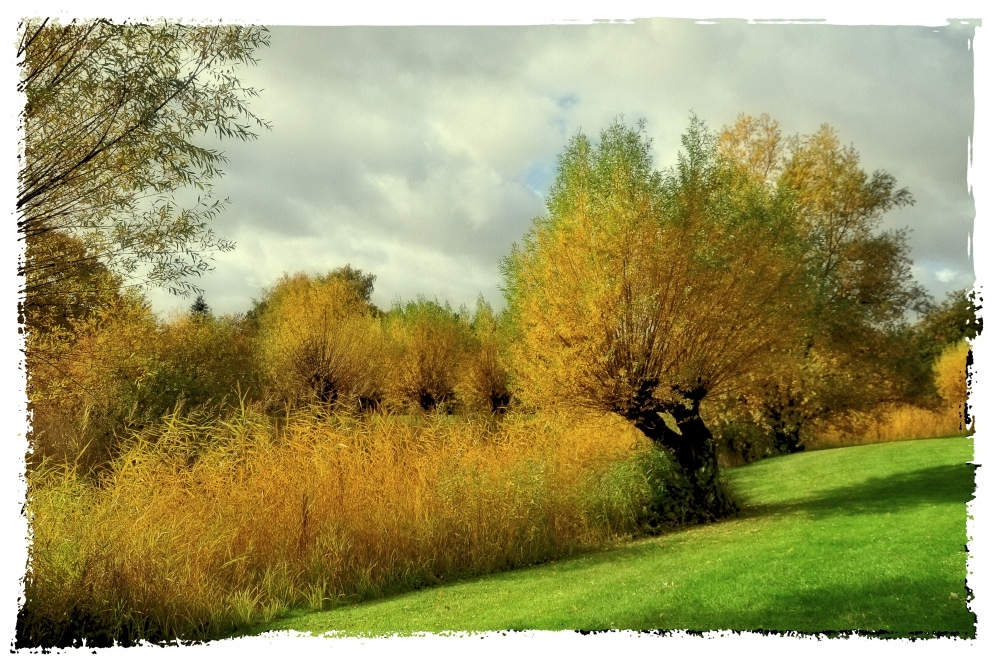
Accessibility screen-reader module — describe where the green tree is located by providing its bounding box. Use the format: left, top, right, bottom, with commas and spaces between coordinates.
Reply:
18, 19, 270, 319
503, 118, 808, 519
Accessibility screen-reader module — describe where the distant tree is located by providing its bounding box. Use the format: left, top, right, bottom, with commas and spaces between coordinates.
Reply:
18, 19, 270, 324
458, 297, 513, 415
719, 115, 930, 450
255, 271, 387, 410
387, 298, 473, 413
916, 289, 982, 349
189, 294, 211, 318
503, 118, 808, 519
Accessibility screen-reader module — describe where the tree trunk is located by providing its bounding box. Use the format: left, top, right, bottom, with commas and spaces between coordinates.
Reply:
624, 394, 737, 522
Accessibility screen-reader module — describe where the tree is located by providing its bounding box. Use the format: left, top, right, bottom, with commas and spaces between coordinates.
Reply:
458, 297, 513, 414
502, 118, 808, 519
18, 19, 270, 322
387, 298, 474, 413
718, 115, 930, 450
189, 294, 211, 318
255, 271, 388, 410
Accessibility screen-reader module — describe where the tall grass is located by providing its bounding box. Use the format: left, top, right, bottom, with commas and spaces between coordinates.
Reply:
20, 407, 690, 646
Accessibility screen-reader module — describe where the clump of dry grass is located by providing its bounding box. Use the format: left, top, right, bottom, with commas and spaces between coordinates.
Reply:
808, 340, 972, 449
20, 406, 683, 646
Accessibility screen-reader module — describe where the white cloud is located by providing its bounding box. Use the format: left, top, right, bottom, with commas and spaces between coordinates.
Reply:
935, 268, 960, 283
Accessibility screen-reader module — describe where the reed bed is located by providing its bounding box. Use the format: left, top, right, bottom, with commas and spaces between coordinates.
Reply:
807, 403, 967, 450
20, 406, 686, 646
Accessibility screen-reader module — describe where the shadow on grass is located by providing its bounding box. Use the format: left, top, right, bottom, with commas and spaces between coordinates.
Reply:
624, 574, 977, 637
740, 462, 976, 521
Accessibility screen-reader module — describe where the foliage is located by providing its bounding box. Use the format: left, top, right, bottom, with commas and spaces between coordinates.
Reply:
503, 117, 808, 518
456, 297, 513, 414
917, 289, 983, 348
27, 292, 259, 472
255, 271, 388, 410
18, 19, 269, 318
386, 298, 475, 413
719, 114, 931, 448
19, 407, 683, 646
809, 339, 971, 449
935, 340, 972, 423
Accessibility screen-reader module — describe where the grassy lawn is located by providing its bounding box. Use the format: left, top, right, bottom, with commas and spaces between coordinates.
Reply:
239, 436, 976, 638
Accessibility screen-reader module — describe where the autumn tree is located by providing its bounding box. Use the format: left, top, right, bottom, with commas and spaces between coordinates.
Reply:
256, 270, 388, 410
452, 297, 513, 414
718, 114, 930, 449
386, 298, 474, 413
503, 118, 808, 519
18, 19, 270, 326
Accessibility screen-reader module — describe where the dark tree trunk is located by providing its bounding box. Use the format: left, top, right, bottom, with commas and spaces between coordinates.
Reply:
623, 388, 737, 522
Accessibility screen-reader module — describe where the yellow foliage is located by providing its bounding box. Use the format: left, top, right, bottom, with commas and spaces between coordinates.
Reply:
935, 340, 971, 423
23, 407, 659, 642
27, 293, 159, 468
457, 299, 513, 414
385, 299, 473, 412
505, 121, 807, 416
256, 273, 389, 409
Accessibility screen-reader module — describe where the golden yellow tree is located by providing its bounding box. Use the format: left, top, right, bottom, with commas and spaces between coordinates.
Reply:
256, 271, 388, 410
503, 118, 808, 518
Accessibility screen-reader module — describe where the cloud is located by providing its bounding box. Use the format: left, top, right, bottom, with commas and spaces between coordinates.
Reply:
935, 268, 960, 283
159, 21, 976, 316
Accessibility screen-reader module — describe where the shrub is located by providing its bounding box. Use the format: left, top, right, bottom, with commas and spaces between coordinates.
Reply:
386, 298, 474, 412
27, 293, 261, 472
457, 297, 513, 414
935, 340, 972, 431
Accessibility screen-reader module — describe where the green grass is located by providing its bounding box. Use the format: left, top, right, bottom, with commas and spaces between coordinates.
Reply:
238, 436, 976, 638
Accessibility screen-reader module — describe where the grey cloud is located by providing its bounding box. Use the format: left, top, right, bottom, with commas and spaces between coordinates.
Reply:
172, 20, 976, 316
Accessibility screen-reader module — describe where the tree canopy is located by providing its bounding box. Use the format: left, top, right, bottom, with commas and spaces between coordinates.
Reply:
18, 19, 270, 328
718, 114, 931, 447
503, 118, 810, 518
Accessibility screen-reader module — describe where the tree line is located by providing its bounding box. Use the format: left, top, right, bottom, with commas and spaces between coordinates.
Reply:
20, 20, 979, 524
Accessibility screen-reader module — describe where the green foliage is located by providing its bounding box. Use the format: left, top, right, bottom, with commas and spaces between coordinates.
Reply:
584, 445, 694, 535
913, 289, 982, 385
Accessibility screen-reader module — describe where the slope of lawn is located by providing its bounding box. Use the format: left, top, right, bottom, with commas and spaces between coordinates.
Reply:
240, 436, 976, 638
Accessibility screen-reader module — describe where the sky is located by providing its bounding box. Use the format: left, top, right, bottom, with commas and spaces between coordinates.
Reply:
145, 19, 979, 317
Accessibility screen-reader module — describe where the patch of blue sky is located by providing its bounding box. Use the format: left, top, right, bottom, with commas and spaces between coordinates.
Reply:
522, 159, 557, 198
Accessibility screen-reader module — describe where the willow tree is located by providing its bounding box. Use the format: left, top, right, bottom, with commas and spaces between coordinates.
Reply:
503, 119, 808, 519
18, 19, 270, 329
718, 115, 928, 449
